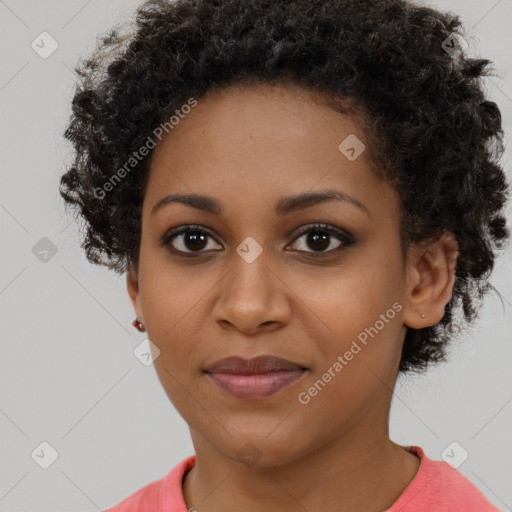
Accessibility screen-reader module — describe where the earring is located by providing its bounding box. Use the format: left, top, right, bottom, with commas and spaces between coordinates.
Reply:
132, 317, 146, 332
420, 313, 426, 319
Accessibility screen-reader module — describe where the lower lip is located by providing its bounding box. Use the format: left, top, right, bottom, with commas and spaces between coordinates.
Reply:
206, 370, 306, 399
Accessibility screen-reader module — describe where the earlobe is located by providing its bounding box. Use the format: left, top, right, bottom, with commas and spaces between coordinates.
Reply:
402, 231, 459, 329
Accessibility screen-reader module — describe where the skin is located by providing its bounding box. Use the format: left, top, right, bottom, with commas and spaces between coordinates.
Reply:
127, 81, 458, 512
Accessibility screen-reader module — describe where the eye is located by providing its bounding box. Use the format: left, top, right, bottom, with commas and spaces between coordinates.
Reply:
161, 222, 354, 257
162, 224, 222, 255
288, 223, 354, 257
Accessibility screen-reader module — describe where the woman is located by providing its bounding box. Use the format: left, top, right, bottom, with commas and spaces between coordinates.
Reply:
60, 0, 509, 510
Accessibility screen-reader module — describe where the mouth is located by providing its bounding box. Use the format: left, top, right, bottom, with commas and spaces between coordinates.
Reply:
204, 355, 309, 400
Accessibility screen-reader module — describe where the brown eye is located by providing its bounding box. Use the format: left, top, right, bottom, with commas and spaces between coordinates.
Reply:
162, 225, 222, 254
289, 223, 354, 256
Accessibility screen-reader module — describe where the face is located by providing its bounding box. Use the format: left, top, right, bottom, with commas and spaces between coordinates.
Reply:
127, 82, 425, 466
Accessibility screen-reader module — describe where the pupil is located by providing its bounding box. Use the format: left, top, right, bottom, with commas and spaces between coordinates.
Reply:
185, 231, 207, 251
308, 230, 329, 251
182, 230, 331, 252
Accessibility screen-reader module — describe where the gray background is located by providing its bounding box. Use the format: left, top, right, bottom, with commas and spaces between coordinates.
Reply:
0, 0, 511, 510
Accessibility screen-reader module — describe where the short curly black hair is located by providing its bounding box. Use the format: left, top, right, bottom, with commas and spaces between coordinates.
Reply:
60, 0, 510, 374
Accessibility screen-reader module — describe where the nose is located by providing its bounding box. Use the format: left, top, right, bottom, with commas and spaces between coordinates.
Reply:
212, 251, 292, 335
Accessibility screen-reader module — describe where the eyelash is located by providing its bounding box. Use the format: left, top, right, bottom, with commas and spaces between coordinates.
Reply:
161, 223, 355, 258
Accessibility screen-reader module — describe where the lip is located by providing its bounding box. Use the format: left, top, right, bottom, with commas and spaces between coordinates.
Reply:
204, 355, 307, 374
206, 370, 307, 399
204, 355, 309, 400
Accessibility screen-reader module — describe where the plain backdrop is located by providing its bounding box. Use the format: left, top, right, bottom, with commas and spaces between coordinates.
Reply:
0, 0, 511, 510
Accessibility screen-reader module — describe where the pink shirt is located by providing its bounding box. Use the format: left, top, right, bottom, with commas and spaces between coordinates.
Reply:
103, 446, 502, 511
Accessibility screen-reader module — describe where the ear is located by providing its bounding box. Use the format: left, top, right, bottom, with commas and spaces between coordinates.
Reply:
402, 231, 459, 329
126, 260, 144, 323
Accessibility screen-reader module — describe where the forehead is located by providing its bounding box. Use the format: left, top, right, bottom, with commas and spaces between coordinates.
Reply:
143, 82, 394, 220
151, 81, 366, 159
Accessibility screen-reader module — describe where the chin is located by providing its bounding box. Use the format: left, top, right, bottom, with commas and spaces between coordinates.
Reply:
217, 431, 311, 468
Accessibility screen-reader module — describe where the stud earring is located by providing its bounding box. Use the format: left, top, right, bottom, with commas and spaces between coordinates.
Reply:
420, 313, 426, 319
132, 318, 146, 332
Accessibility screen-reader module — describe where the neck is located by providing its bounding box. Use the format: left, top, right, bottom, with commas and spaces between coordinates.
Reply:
182, 416, 420, 512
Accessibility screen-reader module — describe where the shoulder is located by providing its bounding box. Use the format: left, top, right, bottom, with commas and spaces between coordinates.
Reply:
388, 446, 503, 511
426, 458, 501, 510
103, 455, 196, 512
103, 478, 162, 512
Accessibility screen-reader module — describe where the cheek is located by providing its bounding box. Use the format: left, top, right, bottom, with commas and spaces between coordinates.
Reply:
294, 298, 404, 436
137, 242, 213, 334
136, 254, 202, 373
296, 251, 404, 341
296, 250, 405, 391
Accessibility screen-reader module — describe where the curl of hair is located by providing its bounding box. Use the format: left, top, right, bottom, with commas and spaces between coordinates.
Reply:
60, 0, 510, 373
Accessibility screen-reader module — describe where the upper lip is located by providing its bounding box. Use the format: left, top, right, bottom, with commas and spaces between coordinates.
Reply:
204, 355, 307, 374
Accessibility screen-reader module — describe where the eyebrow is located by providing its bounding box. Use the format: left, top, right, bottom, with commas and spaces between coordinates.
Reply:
150, 189, 370, 217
